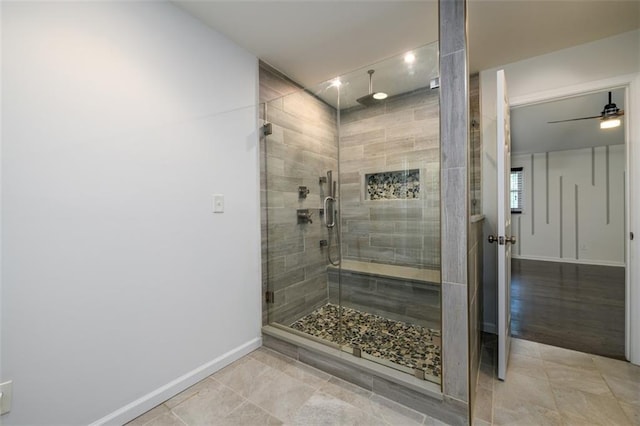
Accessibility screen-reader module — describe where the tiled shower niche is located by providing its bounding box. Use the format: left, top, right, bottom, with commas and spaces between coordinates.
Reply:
366, 169, 420, 200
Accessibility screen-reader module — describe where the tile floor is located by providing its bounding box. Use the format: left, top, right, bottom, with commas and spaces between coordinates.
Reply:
128, 338, 640, 426
473, 337, 640, 426
127, 346, 446, 426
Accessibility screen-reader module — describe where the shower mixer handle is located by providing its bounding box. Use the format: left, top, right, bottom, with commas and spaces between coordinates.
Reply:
297, 209, 313, 224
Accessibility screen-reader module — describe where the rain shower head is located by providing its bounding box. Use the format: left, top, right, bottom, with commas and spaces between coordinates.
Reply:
356, 70, 387, 106
356, 93, 387, 107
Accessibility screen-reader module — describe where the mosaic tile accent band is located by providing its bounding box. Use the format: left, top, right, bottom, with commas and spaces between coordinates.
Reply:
366, 169, 420, 200
290, 304, 441, 380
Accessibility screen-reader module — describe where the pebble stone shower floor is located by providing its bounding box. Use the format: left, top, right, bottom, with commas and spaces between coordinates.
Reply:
290, 304, 441, 381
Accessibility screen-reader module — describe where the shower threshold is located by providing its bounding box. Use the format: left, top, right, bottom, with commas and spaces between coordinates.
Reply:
290, 304, 441, 383
261, 325, 461, 422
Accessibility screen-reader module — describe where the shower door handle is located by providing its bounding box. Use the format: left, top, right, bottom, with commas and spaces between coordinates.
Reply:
323, 196, 335, 228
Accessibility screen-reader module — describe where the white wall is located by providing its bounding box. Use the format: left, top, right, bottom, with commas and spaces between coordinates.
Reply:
480, 30, 640, 345
1, 2, 261, 424
511, 146, 625, 266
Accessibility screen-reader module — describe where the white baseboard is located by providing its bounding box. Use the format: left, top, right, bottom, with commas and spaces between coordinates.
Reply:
90, 337, 262, 426
512, 254, 625, 267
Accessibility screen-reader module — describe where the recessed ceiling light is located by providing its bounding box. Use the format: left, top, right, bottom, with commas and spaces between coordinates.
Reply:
600, 118, 621, 129
404, 52, 416, 64
373, 92, 388, 100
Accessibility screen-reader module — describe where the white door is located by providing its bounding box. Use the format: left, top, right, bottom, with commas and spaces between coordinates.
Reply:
497, 69, 514, 381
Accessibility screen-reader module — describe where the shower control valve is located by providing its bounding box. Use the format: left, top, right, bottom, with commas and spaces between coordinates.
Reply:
298, 186, 310, 199
297, 209, 313, 224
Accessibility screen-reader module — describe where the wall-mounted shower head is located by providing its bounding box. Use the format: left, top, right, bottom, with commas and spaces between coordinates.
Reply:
356, 69, 388, 106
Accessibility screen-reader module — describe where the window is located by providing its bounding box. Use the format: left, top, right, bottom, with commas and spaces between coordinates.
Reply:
510, 167, 523, 213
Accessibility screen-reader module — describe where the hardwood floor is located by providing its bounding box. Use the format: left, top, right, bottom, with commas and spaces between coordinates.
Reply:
510, 259, 626, 360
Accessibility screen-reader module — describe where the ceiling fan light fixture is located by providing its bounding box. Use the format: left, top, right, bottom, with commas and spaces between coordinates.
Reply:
599, 91, 622, 129
373, 92, 388, 100
547, 91, 624, 125
600, 117, 621, 129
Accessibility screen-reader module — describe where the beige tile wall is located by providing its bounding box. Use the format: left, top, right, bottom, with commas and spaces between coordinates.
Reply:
470, 74, 481, 215
339, 88, 441, 269
260, 62, 338, 325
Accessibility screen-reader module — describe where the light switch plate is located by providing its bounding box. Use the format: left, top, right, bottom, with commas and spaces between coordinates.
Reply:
212, 194, 224, 213
0, 380, 13, 415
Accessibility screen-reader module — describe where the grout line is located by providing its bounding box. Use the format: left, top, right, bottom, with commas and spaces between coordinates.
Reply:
177, 413, 189, 426
168, 411, 188, 426
532, 342, 564, 416
588, 356, 636, 425
544, 371, 563, 416
225, 365, 297, 425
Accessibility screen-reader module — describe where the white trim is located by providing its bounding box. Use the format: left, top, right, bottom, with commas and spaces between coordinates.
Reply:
510, 73, 638, 108
627, 73, 640, 364
89, 337, 262, 426
496, 69, 511, 381
508, 72, 640, 365
512, 254, 625, 268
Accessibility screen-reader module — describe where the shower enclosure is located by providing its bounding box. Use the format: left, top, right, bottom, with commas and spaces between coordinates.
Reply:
261, 42, 441, 385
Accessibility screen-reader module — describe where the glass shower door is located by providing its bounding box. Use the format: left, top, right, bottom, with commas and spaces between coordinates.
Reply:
261, 42, 442, 385
334, 43, 442, 383
262, 80, 341, 343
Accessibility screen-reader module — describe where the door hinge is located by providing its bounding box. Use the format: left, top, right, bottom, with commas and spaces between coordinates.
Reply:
265, 291, 275, 304
631, 232, 635, 241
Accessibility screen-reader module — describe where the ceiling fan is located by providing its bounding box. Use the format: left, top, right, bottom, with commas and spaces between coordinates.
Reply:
547, 91, 624, 128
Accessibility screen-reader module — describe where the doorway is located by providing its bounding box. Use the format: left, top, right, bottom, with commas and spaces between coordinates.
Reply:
509, 88, 627, 360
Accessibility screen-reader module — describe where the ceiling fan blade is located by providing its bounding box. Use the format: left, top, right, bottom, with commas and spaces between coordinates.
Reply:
547, 115, 601, 124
